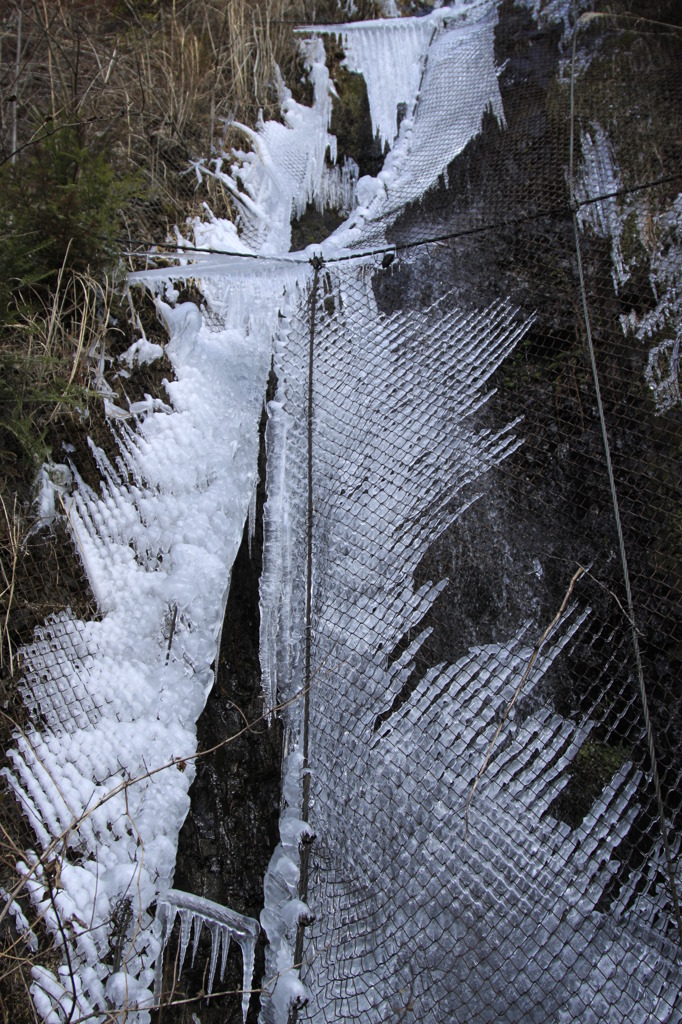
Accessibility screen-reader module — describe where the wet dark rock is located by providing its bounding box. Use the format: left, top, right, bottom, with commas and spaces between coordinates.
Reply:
373, 1, 682, 843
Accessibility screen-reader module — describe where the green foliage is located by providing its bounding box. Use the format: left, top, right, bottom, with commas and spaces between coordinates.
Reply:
0, 123, 142, 479
0, 126, 140, 325
0, 345, 92, 470
554, 740, 631, 827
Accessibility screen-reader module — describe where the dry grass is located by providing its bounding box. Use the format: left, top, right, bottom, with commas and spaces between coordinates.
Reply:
0, 0, 383, 238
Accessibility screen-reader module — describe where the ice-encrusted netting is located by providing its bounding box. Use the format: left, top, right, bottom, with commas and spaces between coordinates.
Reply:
260, 263, 682, 1022
4, 1, 682, 1022
3, 269, 306, 1021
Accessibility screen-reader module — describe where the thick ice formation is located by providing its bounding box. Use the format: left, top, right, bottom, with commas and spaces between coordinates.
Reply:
314, 4, 506, 251
305, 13, 440, 150
5, 259, 312, 1020
192, 38, 338, 255
259, 751, 314, 1022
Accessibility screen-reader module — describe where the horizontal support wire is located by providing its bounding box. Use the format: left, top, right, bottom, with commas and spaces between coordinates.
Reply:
114, 172, 682, 269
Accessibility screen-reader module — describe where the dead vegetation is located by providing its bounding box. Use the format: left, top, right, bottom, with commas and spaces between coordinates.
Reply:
0, 0, 386, 236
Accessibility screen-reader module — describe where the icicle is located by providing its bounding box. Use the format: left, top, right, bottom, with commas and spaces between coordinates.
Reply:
153, 902, 178, 999
207, 921, 220, 995
247, 470, 258, 559
240, 929, 257, 1024
190, 913, 203, 967
259, 391, 297, 718
177, 907, 192, 977
219, 923, 231, 982
155, 890, 260, 1024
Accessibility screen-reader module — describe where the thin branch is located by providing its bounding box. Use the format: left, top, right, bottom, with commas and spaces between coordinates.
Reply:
0, 109, 132, 169
45, 879, 78, 1024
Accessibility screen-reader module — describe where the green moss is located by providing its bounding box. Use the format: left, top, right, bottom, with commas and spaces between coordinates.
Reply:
620, 209, 647, 268
553, 740, 631, 828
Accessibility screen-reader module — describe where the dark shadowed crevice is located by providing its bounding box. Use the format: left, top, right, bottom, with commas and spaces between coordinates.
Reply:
160, 368, 281, 1024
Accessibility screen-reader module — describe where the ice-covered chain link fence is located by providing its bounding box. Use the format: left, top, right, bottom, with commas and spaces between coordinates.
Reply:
2, 6, 679, 1023
265, 10, 682, 1024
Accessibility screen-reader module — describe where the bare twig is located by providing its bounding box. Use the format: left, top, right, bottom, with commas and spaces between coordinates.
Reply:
45, 881, 78, 1024
0, 495, 23, 676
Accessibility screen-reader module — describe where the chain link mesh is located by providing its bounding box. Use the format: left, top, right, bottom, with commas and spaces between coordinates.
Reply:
2, 5, 680, 1022
264, 7, 682, 1022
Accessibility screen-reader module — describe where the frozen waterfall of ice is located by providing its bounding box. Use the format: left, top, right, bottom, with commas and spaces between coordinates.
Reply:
7, 258, 313, 1020
6, 290, 276, 1020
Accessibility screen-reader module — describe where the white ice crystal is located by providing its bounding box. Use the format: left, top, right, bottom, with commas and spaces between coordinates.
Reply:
574, 124, 630, 291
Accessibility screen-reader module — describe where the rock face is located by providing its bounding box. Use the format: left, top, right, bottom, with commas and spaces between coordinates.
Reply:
375, 0, 682, 833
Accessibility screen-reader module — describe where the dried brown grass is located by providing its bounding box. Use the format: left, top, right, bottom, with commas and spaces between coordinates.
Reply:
0, 0, 382, 237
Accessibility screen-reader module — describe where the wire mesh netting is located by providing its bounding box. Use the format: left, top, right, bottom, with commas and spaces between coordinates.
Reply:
1, 517, 100, 726
259, 6, 682, 1023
